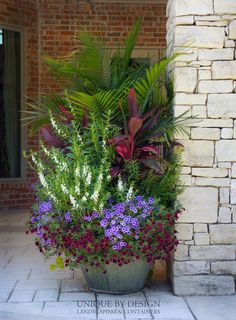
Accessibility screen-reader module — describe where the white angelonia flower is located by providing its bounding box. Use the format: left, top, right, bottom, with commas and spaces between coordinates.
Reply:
97, 173, 103, 182
75, 184, 80, 195
82, 165, 89, 177
49, 111, 66, 138
126, 185, 134, 201
61, 184, 68, 194
61, 162, 68, 172
91, 190, 99, 202
82, 195, 87, 202
86, 171, 92, 185
102, 140, 106, 148
99, 203, 104, 211
117, 177, 124, 192
75, 167, 80, 177
41, 144, 50, 156
70, 195, 78, 209
38, 172, 48, 188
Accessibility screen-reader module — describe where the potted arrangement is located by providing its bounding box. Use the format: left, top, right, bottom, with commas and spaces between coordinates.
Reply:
25, 20, 185, 294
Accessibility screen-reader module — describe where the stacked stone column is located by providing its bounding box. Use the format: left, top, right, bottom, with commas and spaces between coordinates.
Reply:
167, 0, 236, 295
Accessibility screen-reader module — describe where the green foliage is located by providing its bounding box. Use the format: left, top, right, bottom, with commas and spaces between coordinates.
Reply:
139, 150, 183, 209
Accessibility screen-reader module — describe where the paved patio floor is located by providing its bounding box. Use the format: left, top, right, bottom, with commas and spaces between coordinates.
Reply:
0, 212, 235, 320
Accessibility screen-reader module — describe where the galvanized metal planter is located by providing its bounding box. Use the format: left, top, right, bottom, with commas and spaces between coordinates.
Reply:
81, 259, 152, 294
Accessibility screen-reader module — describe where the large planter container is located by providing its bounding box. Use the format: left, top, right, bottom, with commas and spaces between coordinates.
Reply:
81, 259, 152, 294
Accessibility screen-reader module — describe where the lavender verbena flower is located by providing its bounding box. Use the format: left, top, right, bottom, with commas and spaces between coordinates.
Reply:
131, 218, 139, 227
83, 215, 92, 222
135, 195, 143, 201
129, 206, 137, 213
141, 213, 147, 219
112, 243, 120, 250
38, 200, 52, 214
64, 211, 71, 223
100, 219, 108, 228
119, 241, 127, 247
121, 226, 130, 234
92, 211, 100, 218
148, 197, 154, 204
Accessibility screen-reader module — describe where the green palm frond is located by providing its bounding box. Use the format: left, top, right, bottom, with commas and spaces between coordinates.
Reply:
67, 86, 129, 121
134, 54, 178, 114
21, 94, 64, 134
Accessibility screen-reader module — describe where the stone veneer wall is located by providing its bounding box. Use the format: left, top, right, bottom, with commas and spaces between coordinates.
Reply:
167, 0, 236, 295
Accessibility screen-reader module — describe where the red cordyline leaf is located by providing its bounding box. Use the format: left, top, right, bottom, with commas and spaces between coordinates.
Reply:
128, 88, 139, 117
116, 145, 131, 160
110, 167, 121, 177
136, 146, 160, 155
40, 125, 64, 148
59, 105, 74, 120
128, 117, 143, 139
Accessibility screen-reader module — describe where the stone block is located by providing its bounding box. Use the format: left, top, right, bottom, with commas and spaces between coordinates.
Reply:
215, 0, 236, 14
178, 187, 218, 223
191, 119, 233, 128
195, 16, 221, 21
175, 93, 207, 105
218, 207, 231, 223
199, 80, 233, 93
198, 70, 211, 80
191, 128, 219, 140
173, 275, 235, 296
190, 245, 235, 260
174, 244, 189, 260
198, 48, 234, 61
194, 233, 210, 245
175, 0, 213, 16
211, 261, 236, 276
232, 164, 236, 178
210, 224, 236, 244
175, 16, 194, 25
175, 26, 225, 49
194, 223, 208, 233
216, 140, 236, 161
212, 61, 236, 79
233, 206, 236, 222
229, 20, 236, 39
176, 223, 193, 241
174, 67, 197, 93
192, 168, 228, 178
179, 140, 214, 166
225, 40, 235, 48
208, 94, 236, 118
231, 180, 236, 204
218, 162, 232, 168
181, 166, 191, 174
180, 174, 192, 186
194, 178, 230, 187
220, 187, 230, 204
196, 20, 228, 27
174, 105, 191, 117
192, 105, 207, 118
221, 128, 233, 139
173, 261, 210, 275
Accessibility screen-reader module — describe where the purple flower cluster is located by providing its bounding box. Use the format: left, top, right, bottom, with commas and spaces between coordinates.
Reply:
31, 200, 53, 226
82, 195, 157, 251
64, 211, 71, 223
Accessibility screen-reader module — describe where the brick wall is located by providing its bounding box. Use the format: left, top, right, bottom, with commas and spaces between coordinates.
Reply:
0, 0, 39, 211
0, 0, 167, 211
